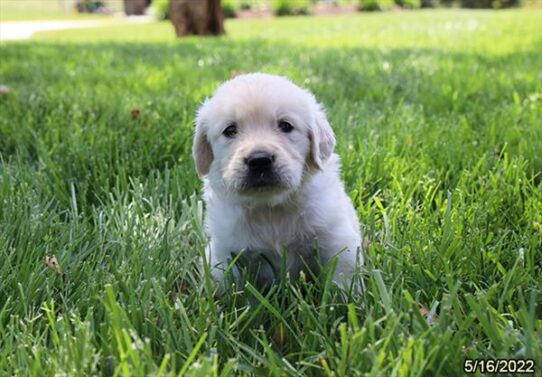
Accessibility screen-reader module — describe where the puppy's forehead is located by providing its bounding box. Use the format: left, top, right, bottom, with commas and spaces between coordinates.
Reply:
209, 74, 313, 120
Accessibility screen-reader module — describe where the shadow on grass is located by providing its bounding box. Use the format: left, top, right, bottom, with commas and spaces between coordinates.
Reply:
1, 38, 540, 209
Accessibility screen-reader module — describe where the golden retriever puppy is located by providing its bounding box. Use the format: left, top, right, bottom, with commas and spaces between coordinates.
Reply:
193, 73, 362, 290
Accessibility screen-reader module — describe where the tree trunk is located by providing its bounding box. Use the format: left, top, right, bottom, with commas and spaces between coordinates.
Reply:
169, 0, 225, 37
124, 0, 147, 15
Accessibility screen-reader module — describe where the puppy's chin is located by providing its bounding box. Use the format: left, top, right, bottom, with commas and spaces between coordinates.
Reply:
237, 178, 292, 206
210, 165, 306, 207
242, 170, 282, 190
238, 188, 293, 207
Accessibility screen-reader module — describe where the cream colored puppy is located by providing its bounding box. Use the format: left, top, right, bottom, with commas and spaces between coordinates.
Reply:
193, 73, 362, 290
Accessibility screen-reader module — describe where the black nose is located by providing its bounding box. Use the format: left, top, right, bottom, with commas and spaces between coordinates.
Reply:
244, 151, 275, 169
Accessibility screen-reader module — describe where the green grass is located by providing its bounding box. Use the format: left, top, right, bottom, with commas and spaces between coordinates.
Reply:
1, 9, 541, 376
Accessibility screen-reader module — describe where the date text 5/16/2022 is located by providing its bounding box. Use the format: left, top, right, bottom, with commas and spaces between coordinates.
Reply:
464, 359, 535, 374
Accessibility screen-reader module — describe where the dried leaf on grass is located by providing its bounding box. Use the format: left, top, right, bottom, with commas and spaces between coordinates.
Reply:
45, 255, 62, 274
131, 108, 141, 120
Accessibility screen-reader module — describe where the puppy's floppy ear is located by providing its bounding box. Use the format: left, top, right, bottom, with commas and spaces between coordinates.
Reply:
308, 104, 336, 170
193, 101, 214, 177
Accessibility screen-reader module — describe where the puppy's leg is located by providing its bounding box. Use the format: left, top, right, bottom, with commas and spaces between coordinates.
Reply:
332, 247, 363, 290
203, 242, 232, 288
318, 231, 363, 291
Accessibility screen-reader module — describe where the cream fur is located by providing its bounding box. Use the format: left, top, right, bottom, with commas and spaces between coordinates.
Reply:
193, 73, 362, 289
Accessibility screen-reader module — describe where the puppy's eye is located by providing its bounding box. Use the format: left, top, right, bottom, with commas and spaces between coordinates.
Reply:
278, 120, 294, 133
222, 123, 238, 138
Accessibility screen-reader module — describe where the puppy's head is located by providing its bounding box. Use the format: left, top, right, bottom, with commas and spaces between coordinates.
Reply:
193, 73, 335, 205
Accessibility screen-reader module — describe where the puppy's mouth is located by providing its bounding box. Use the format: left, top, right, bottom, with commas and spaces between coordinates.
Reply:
241, 170, 283, 191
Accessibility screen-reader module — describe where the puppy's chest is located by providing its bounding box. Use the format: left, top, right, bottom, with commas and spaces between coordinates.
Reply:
234, 209, 314, 252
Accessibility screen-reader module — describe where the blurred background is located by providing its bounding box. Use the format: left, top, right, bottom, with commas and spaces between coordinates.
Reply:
0, 0, 538, 22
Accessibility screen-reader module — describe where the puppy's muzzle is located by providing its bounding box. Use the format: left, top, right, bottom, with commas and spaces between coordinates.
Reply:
243, 150, 280, 189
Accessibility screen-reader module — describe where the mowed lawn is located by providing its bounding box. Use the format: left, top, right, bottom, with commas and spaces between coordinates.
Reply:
1, 10, 541, 376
